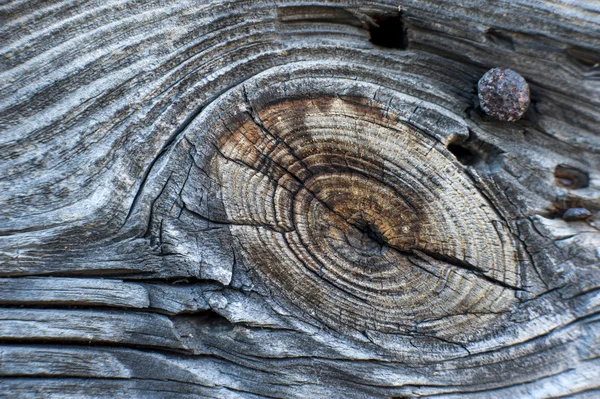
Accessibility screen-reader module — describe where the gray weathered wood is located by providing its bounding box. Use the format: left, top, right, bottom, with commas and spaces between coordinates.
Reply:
1, 0, 599, 397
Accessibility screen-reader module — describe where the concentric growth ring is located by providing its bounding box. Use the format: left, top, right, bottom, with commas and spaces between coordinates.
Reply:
184, 66, 520, 333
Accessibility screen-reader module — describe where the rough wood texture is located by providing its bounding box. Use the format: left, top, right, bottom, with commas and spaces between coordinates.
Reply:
1, 0, 599, 398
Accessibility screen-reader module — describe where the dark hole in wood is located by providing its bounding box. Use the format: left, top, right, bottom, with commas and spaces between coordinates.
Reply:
356, 219, 388, 247
540, 208, 561, 220
369, 13, 408, 50
179, 311, 236, 334
485, 28, 515, 51
554, 164, 589, 189
566, 47, 600, 77
448, 143, 478, 166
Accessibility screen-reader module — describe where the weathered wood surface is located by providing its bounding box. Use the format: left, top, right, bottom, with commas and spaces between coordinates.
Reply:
1, 0, 599, 397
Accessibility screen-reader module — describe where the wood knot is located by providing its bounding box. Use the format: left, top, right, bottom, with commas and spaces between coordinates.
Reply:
186, 84, 521, 335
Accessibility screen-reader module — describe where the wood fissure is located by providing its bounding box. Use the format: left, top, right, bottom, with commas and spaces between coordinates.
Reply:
1, 0, 599, 397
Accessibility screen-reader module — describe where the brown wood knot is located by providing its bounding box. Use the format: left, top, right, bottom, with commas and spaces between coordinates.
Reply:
196, 94, 520, 334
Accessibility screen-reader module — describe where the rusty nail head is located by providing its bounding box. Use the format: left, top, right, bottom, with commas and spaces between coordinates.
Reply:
478, 68, 530, 121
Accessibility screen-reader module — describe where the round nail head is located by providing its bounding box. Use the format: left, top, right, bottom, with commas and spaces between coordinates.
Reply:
478, 68, 530, 121
562, 208, 592, 221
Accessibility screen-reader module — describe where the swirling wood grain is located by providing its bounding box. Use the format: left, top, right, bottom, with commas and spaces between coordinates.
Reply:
1, 1, 599, 398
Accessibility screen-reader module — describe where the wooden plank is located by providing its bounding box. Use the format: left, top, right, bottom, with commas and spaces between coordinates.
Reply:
0, 0, 598, 397
0, 347, 599, 398
0, 277, 216, 315
0, 309, 185, 350
0, 277, 151, 308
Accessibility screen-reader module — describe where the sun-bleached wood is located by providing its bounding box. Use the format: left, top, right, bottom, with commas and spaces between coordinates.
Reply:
1, 0, 599, 398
